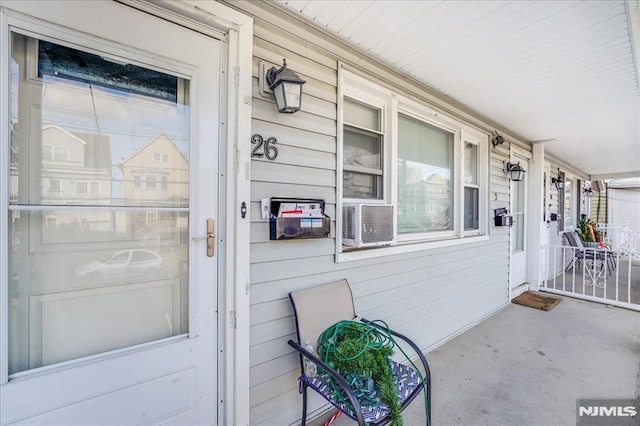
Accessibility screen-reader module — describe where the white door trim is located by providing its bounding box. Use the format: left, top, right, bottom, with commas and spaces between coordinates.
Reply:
0, 1, 253, 424
126, 3, 254, 424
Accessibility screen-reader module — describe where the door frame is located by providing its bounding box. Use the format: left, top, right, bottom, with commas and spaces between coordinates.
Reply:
0, 1, 253, 424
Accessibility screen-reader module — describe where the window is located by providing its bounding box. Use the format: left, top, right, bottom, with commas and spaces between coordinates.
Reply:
342, 98, 383, 199
145, 174, 157, 189
397, 113, 454, 235
50, 179, 60, 192
133, 174, 142, 188
54, 146, 68, 161
339, 69, 488, 258
463, 142, 480, 231
563, 176, 574, 229
77, 182, 87, 195
153, 152, 169, 162
161, 176, 168, 190
42, 144, 68, 161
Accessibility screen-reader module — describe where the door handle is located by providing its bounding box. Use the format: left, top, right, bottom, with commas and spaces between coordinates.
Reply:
192, 218, 215, 257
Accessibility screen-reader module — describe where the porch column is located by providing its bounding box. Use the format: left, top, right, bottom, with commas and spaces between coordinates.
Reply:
527, 143, 545, 290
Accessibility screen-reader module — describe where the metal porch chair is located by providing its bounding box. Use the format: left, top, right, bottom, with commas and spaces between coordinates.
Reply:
563, 231, 615, 274
288, 279, 431, 426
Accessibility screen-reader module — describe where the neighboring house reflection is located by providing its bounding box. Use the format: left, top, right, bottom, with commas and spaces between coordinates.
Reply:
398, 170, 451, 233
40, 125, 113, 235
118, 132, 189, 242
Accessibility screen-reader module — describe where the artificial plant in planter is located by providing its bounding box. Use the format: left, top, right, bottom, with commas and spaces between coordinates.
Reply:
318, 321, 403, 425
577, 214, 603, 247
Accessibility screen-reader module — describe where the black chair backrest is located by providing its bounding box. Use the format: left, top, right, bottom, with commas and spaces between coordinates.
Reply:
563, 231, 584, 249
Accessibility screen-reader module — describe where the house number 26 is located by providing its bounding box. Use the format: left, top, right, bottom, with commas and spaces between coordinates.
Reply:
251, 134, 278, 160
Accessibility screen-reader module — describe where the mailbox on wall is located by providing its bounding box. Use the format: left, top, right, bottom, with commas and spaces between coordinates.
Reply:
269, 197, 331, 240
494, 207, 513, 227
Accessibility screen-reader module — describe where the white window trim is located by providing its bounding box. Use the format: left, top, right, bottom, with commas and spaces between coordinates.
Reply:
461, 129, 488, 237
337, 66, 490, 262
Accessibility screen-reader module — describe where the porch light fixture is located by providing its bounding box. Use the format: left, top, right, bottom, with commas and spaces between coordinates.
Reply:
504, 161, 526, 181
266, 59, 306, 113
491, 131, 505, 147
584, 187, 593, 197
552, 169, 564, 190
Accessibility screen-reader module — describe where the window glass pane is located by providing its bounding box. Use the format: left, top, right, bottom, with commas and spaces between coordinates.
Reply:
564, 179, 573, 228
397, 113, 454, 234
464, 142, 477, 184
343, 171, 382, 199
464, 187, 479, 230
513, 179, 525, 212
512, 213, 525, 253
344, 98, 380, 131
10, 35, 190, 208
343, 126, 381, 170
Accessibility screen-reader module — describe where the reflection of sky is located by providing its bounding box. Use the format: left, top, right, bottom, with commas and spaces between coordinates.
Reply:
11, 64, 190, 158
11, 64, 190, 162
10, 35, 191, 202
41, 75, 189, 161
39, 76, 189, 197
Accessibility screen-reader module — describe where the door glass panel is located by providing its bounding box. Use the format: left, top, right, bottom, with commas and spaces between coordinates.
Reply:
8, 33, 190, 374
512, 179, 525, 253
564, 178, 573, 229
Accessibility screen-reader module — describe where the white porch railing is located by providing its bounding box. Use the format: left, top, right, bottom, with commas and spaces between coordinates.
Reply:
596, 223, 640, 259
540, 243, 640, 311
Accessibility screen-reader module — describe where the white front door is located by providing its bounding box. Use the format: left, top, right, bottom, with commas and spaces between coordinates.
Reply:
510, 156, 529, 289
1, 2, 221, 424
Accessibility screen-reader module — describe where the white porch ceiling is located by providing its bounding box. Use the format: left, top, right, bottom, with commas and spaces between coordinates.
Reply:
275, 0, 640, 178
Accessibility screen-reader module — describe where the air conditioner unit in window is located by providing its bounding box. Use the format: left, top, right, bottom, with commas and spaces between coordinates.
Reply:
342, 203, 395, 248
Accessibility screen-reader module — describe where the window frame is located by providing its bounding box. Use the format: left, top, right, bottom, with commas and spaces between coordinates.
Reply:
337, 67, 489, 262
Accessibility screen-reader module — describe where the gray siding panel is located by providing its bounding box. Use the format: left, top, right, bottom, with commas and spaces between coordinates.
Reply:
238, 7, 515, 425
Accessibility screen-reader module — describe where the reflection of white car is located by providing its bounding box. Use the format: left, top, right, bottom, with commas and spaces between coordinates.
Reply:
75, 249, 164, 278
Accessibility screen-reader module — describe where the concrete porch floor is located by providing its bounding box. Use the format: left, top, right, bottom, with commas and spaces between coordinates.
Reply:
310, 296, 640, 426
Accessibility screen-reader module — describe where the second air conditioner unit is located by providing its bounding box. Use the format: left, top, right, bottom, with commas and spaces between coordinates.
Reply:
342, 203, 395, 248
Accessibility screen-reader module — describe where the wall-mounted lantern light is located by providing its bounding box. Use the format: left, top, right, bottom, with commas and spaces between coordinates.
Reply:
491, 131, 505, 147
583, 187, 593, 197
266, 59, 306, 113
552, 169, 564, 190
504, 161, 526, 181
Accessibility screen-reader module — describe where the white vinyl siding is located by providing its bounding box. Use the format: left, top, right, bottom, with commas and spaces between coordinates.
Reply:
240, 4, 515, 425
